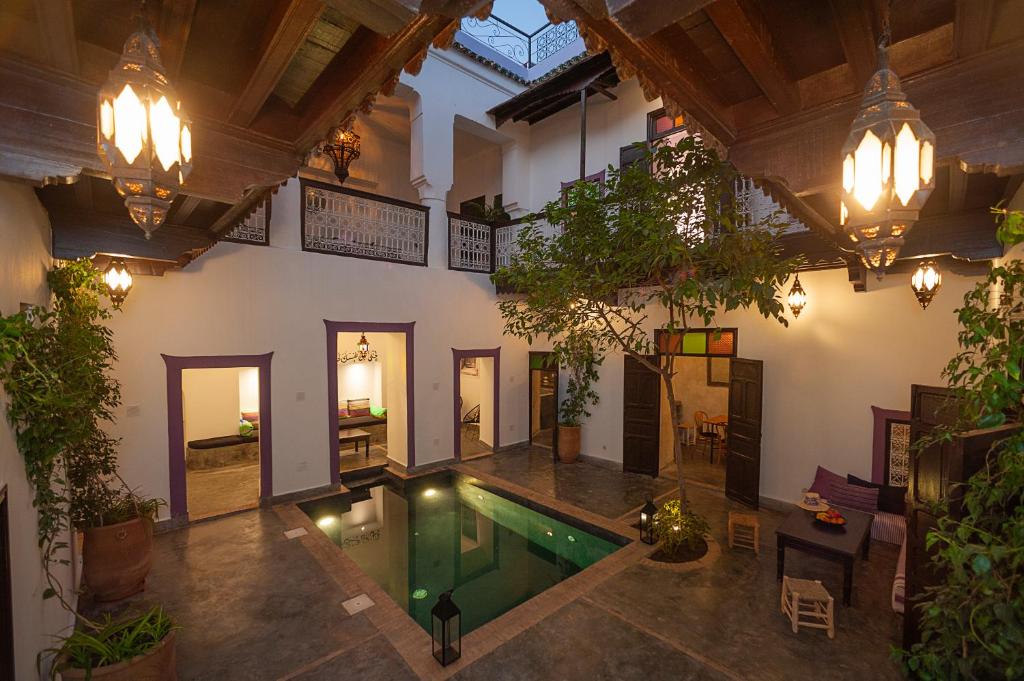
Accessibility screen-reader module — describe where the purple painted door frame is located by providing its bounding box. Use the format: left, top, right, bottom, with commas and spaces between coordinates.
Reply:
162, 353, 274, 519
325, 321, 416, 485
452, 348, 500, 461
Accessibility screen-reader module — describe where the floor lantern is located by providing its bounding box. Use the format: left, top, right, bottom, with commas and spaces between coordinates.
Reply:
910, 260, 942, 309
431, 590, 461, 666
839, 16, 935, 277
640, 499, 658, 545
97, 3, 192, 239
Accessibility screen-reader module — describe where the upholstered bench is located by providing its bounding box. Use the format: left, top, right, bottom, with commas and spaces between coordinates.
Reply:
186, 434, 259, 470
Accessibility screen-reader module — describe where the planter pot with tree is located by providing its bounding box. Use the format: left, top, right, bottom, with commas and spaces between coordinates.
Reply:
556, 335, 600, 464
492, 137, 798, 512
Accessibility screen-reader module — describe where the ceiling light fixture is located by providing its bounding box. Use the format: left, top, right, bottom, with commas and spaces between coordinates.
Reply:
910, 260, 942, 309
337, 332, 379, 364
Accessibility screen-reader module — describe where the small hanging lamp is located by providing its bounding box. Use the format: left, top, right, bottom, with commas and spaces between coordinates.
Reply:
839, 10, 935, 278
97, 1, 192, 239
103, 258, 134, 308
787, 274, 807, 318
910, 260, 942, 309
323, 127, 361, 184
337, 332, 379, 364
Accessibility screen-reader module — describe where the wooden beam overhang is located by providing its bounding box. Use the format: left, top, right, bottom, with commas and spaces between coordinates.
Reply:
728, 39, 1024, 197
158, 0, 198, 79
33, 0, 78, 74
827, 0, 876, 88
604, 0, 716, 39
324, 0, 421, 36
704, 0, 801, 116
489, 53, 617, 126
229, 0, 324, 127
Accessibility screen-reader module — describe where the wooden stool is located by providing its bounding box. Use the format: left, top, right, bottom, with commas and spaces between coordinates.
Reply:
727, 511, 760, 555
780, 576, 835, 639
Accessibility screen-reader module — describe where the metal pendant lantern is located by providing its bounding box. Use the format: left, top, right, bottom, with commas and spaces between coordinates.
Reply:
787, 274, 807, 318
910, 260, 942, 310
103, 258, 134, 308
840, 46, 935, 277
431, 590, 461, 667
97, 7, 192, 239
640, 499, 658, 545
323, 127, 361, 184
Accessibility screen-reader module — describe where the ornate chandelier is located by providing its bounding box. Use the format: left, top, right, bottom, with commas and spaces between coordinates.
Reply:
839, 29, 935, 278
787, 274, 807, 318
323, 127, 361, 184
338, 333, 378, 364
103, 258, 134, 308
910, 260, 942, 310
97, 5, 192, 239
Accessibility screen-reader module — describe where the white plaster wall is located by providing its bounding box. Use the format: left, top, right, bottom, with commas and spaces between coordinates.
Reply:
459, 369, 480, 419
107, 178, 531, 509
0, 181, 75, 680
449, 130, 503, 212
337, 332, 384, 407
239, 367, 260, 413
477, 357, 495, 448
381, 333, 408, 464
181, 367, 244, 442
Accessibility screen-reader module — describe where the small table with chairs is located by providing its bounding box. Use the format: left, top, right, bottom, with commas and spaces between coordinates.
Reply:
694, 411, 728, 463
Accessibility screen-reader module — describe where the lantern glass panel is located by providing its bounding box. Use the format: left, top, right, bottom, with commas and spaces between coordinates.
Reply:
181, 124, 192, 162
842, 154, 854, 193
920, 141, 934, 183
893, 123, 920, 206
100, 100, 114, 139
113, 84, 146, 163
151, 95, 181, 171
853, 130, 883, 210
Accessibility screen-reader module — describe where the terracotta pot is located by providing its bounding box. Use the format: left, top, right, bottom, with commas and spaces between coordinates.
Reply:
557, 424, 581, 463
60, 630, 177, 681
82, 516, 154, 602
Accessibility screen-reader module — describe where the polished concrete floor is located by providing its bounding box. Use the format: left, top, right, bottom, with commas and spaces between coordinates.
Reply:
186, 462, 259, 520
143, 448, 902, 680
662, 443, 727, 490
460, 423, 491, 458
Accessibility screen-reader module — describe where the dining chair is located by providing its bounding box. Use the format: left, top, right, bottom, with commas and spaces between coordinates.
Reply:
694, 410, 719, 463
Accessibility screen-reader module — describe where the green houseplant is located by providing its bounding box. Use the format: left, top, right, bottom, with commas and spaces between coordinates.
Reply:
0, 260, 176, 676
896, 208, 1024, 680
493, 136, 799, 509
652, 498, 711, 560
49, 606, 177, 681
554, 331, 601, 463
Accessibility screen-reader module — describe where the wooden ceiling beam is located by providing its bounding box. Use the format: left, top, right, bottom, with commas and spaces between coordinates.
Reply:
543, 0, 736, 145
291, 16, 454, 151
325, 0, 419, 36
828, 0, 876, 88
0, 56, 300, 203
728, 39, 1024, 196
229, 0, 324, 127
158, 0, 198, 79
603, 0, 714, 39
704, 0, 800, 116
33, 0, 79, 74
948, 163, 969, 213
954, 0, 995, 57
172, 195, 203, 224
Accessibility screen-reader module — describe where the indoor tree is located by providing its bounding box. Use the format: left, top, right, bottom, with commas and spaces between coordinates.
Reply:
896, 208, 1024, 680
493, 135, 799, 511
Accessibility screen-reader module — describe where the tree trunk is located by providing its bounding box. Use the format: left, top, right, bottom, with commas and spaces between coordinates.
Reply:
661, 357, 688, 511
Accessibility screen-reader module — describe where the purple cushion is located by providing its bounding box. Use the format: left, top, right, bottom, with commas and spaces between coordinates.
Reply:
827, 480, 879, 513
848, 474, 907, 515
808, 466, 845, 496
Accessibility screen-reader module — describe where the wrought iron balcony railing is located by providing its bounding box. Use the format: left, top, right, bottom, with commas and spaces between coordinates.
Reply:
459, 15, 580, 69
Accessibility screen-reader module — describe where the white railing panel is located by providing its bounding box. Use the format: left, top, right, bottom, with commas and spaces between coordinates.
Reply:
449, 216, 492, 272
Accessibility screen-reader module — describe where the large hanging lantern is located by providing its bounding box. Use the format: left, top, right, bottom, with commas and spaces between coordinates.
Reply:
431, 590, 461, 666
787, 274, 807, 318
103, 258, 134, 308
840, 46, 935, 277
97, 8, 192, 239
910, 260, 942, 310
337, 333, 379, 364
323, 127, 361, 184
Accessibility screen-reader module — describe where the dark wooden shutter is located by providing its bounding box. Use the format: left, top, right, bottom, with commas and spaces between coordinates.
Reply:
622, 355, 661, 476
619, 142, 650, 173
725, 358, 763, 508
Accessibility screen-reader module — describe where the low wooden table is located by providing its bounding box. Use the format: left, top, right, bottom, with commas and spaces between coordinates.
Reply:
339, 428, 371, 457
775, 506, 873, 606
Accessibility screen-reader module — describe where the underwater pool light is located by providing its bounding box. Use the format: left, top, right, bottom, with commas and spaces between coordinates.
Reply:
412, 588, 429, 600
423, 488, 438, 498
317, 515, 337, 529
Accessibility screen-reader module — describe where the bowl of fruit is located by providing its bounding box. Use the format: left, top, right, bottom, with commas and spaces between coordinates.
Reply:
814, 508, 847, 530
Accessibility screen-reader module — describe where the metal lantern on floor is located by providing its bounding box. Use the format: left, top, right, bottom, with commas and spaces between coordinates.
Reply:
103, 258, 134, 308
787, 274, 807, 318
640, 499, 658, 545
431, 590, 461, 666
910, 260, 942, 309
839, 39, 935, 277
323, 127, 361, 184
97, 4, 192, 239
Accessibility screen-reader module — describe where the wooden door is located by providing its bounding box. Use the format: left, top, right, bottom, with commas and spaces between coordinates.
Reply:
725, 358, 763, 508
0, 486, 13, 680
622, 355, 660, 476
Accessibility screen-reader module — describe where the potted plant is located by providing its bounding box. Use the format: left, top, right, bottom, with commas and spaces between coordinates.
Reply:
650, 499, 711, 563
555, 333, 600, 464
49, 606, 177, 680
80, 493, 162, 602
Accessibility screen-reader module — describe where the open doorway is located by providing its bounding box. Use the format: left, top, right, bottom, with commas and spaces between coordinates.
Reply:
163, 353, 273, 522
182, 367, 262, 519
529, 352, 558, 455
327, 322, 414, 483
658, 357, 729, 489
453, 348, 500, 461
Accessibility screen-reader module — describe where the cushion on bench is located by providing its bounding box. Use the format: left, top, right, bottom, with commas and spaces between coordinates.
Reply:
339, 414, 387, 429
187, 434, 259, 450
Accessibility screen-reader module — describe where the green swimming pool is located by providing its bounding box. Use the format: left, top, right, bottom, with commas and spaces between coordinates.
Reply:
299, 472, 623, 634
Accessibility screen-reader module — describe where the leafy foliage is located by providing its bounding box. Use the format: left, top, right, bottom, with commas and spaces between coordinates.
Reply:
652, 498, 711, 555
48, 606, 174, 677
493, 136, 800, 506
0, 259, 158, 611
896, 209, 1024, 680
